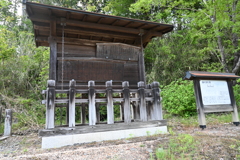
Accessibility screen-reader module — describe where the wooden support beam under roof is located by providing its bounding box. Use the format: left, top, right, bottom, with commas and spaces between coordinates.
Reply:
26, 2, 173, 47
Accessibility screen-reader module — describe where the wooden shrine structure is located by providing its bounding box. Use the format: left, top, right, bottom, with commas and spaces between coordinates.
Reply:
26, 2, 173, 134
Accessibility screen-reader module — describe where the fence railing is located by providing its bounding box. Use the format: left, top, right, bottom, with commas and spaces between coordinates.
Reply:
42, 80, 163, 129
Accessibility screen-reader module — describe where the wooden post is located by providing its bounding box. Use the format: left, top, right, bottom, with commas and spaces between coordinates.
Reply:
96, 103, 100, 123
120, 103, 123, 121
132, 93, 140, 120
138, 81, 147, 121
81, 103, 86, 124
69, 79, 76, 127
48, 37, 57, 81
46, 80, 56, 129
106, 81, 114, 124
227, 79, 240, 126
146, 84, 153, 120
88, 81, 96, 125
4, 109, 12, 136
193, 79, 206, 129
138, 48, 146, 83
151, 81, 163, 120
122, 81, 131, 123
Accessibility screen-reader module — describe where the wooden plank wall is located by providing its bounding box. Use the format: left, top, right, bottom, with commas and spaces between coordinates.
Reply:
56, 43, 141, 86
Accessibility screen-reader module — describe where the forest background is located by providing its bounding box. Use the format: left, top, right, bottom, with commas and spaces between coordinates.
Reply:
0, 0, 240, 131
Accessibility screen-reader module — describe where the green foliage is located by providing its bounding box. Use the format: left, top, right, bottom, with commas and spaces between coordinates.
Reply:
161, 79, 196, 117
156, 134, 199, 159
0, 27, 15, 62
233, 79, 240, 108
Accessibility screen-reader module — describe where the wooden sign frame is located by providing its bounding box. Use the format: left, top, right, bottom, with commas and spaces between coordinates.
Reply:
184, 71, 240, 129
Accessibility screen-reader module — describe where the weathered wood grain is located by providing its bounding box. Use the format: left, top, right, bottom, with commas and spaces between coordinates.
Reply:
227, 79, 239, 124
138, 82, 147, 121
48, 37, 57, 81
57, 61, 124, 82
138, 49, 146, 83
68, 79, 76, 127
132, 93, 140, 120
193, 79, 206, 128
106, 81, 114, 124
46, 80, 56, 129
151, 82, 163, 120
88, 81, 96, 125
97, 43, 139, 61
39, 120, 167, 137
57, 44, 96, 57
81, 103, 86, 124
122, 81, 131, 123
204, 105, 234, 113
96, 103, 100, 123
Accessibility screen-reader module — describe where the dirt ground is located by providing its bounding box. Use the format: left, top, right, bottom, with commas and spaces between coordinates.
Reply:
0, 122, 240, 160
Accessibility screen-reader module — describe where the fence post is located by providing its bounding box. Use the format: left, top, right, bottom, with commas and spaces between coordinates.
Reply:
151, 81, 163, 120
106, 81, 114, 124
88, 81, 96, 125
4, 109, 12, 136
132, 93, 140, 120
69, 79, 76, 127
81, 103, 86, 124
96, 103, 100, 123
138, 81, 147, 121
122, 81, 131, 123
46, 80, 55, 129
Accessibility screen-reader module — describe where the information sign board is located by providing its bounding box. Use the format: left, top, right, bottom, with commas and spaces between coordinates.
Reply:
200, 80, 231, 105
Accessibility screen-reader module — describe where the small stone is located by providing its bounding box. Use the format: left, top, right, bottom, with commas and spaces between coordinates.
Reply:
146, 148, 153, 153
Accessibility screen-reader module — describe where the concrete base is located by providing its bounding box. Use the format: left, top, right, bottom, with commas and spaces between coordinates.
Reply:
42, 126, 167, 149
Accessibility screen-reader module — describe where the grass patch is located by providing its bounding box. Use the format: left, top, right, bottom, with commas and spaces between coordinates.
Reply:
155, 134, 199, 160
167, 112, 238, 128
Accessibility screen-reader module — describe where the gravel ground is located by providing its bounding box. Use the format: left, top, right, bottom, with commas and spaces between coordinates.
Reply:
0, 123, 240, 160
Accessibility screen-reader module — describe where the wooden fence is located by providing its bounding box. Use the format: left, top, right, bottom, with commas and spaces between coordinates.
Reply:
42, 80, 163, 129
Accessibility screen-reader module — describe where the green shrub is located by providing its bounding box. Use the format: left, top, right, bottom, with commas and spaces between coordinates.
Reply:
161, 79, 196, 117
233, 79, 240, 108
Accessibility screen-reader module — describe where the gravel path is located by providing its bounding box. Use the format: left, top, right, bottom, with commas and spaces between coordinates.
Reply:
0, 123, 240, 160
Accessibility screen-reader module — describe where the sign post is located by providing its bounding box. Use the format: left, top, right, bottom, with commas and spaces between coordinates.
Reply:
184, 71, 240, 129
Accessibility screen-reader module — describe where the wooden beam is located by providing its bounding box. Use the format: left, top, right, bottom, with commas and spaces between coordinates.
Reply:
137, 23, 147, 29
50, 17, 56, 36
37, 36, 102, 46
111, 19, 119, 26
29, 15, 146, 35
97, 17, 104, 24
66, 12, 71, 19
82, 14, 88, 21
135, 30, 163, 45
34, 25, 139, 41
124, 21, 134, 27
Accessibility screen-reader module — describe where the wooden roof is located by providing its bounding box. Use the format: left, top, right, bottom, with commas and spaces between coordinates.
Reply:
184, 71, 240, 80
26, 2, 173, 47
